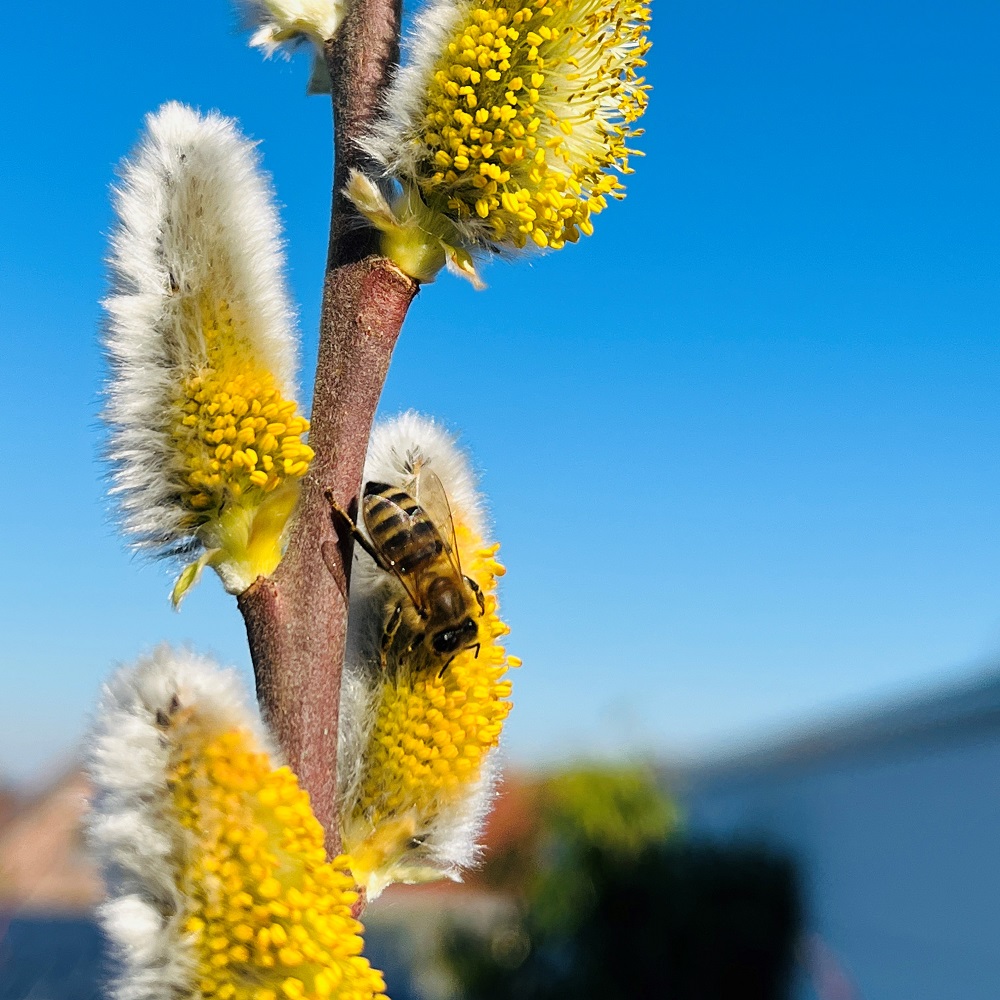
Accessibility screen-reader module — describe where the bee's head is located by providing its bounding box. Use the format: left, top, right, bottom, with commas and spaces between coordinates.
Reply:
431, 617, 478, 656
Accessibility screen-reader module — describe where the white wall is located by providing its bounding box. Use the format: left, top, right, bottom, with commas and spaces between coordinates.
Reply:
682, 723, 1000, 999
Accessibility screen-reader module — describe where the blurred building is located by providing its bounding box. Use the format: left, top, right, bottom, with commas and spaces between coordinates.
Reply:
677, 670, 1000, 1000
6, 673, 1000, 1000
0, 767, 533, 1000
0, 769, 101, 914
0, 770, 106, 1000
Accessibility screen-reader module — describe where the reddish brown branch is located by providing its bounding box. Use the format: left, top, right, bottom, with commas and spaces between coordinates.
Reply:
238, 0, 417, 855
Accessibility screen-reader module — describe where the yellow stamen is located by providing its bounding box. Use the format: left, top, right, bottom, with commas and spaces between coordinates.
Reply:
167, 298, 314, 601
171, 299, 313, 518
168, 717, 386, 1000
409, 0, 651, 249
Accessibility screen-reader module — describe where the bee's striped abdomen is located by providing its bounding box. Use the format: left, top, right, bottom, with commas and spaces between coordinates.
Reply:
363, 483, 442, 575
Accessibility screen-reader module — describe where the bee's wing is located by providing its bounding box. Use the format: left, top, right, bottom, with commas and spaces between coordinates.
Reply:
414, 468, 464, 578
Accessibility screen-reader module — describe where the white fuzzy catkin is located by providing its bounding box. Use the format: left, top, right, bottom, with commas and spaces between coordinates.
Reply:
358, 0, 464, 183
349, 0, 651, 272
103, 101, 298, 560
338, 412, 512, 897
87, 647, 272, 1000
338, 412, 487, 801
352, 0, 494, 256
239, 0, 348, 56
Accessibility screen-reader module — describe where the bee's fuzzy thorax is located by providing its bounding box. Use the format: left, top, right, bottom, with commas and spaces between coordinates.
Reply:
343, 411, 488, 691
103, 102, 314, 602
88, 646, 387, 1000
338, 413, 516, 898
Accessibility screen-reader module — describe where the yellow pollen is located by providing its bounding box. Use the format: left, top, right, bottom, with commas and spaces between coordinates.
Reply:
170, 299, 314, 522
167, 717, 387, 1000
408, 0, 650, 249
343, 520, 517, 891
165, 297, 316, 601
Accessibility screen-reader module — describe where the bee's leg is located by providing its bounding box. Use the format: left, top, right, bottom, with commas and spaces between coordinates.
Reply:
324, 489, 392, 572
465, 575, 486, 615
379, 603, 404, 670
399, 631, 424, 671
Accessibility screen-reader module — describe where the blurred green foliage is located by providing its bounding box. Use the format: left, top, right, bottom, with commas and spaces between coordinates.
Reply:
543, 767, 677, 855
442, 766, 801, 1000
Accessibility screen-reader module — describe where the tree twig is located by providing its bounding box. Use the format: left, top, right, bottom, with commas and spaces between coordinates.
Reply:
238, 0, 417, 856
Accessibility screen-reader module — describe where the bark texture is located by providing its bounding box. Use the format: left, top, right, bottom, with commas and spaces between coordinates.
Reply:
239, 0, 417, 855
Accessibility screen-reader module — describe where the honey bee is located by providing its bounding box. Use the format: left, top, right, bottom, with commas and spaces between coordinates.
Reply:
327, 469, 486, 673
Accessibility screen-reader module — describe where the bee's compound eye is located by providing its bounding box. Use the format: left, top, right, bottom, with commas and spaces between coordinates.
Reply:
432, 629, 464, 655
432, 619, 479, 656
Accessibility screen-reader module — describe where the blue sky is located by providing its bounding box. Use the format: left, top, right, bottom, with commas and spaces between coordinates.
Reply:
2, 0, 1000, 784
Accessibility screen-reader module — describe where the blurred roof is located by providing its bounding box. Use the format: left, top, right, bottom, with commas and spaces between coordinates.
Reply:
678, 665, 1000, 787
